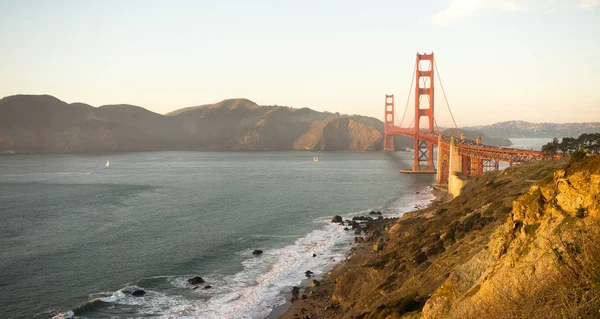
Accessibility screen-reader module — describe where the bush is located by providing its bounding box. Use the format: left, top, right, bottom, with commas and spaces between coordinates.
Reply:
576, 206, 586, 218
569, 150, 587, 164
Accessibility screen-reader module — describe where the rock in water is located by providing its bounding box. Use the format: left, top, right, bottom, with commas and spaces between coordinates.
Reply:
331, 215, 343, 223
132, 289, 146, 296
203, 285, 212, 289
187, 276, 205, 285
252, 249, 263, 255
305, 270, 314, 277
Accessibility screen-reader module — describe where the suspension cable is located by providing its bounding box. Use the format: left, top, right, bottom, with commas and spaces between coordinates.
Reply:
398, 61, 417, 127
434, 60, 459, 131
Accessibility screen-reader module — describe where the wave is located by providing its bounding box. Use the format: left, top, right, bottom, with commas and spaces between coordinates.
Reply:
66, 185, 436, 319
175, 185, 436, 319
0, 172, 92, 176
52, 310, 74, 319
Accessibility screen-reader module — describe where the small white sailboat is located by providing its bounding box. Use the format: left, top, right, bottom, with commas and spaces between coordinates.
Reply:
313, 156, 319, 163
105, 160, 110, 168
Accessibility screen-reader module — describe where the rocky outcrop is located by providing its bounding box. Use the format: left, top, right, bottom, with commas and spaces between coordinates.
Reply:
187, 276, 205, 285
131, 289, 146, 296
283, 156, 600, 319
294, 117, 383, 151
422, 155, 600, 319
331, 215, 343, 223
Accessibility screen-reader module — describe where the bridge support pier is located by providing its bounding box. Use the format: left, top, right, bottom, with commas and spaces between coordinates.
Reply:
448, 137, 469, 197
436, 134, 449, 185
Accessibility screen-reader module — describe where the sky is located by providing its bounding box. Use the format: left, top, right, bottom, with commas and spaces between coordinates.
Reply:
0, 0, 598, 126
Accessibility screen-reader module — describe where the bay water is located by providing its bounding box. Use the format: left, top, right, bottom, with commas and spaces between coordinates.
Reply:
0, 151, 435, 319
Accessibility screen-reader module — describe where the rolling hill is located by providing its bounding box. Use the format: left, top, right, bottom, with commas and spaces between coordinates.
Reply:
0, 95, 411, 154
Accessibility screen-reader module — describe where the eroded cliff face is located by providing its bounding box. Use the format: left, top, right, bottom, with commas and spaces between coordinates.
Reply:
422, 155, 600, 319
294, 118, 383, 151
301, 156, 600, 319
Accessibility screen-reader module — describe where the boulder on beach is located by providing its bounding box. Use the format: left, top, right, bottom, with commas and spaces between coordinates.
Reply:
292, 286, 300, 298
331, 215, 343, 223
343, 227, 350, 231
132, 289, 146, 296
310, 279, 320, 287
252, 249, 263, 255
187, 276, 205, 285
312, 253, 317, 257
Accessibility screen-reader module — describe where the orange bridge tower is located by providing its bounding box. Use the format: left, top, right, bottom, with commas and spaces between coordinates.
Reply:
383, 95, 395, 151
412, 52, 436, 172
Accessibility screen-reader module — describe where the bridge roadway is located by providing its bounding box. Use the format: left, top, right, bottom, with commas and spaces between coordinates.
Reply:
387, 127, 546, 165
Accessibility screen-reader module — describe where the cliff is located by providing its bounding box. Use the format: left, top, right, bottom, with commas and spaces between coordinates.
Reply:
281, 154, 600, 319
0, 95, 409, 154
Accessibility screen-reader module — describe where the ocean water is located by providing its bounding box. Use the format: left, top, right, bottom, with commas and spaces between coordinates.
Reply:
508, 138, 554, 151
0, 151, 435, 319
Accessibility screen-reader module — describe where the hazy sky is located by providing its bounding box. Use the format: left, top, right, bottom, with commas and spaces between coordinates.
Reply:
0, 0, 598, 126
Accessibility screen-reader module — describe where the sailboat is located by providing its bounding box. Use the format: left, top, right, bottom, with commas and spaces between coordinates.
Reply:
313, 156, 319, 163
105, 160, 110, 168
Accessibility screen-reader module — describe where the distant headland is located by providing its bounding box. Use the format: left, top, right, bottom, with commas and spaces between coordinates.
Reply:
0, 94, 596, 155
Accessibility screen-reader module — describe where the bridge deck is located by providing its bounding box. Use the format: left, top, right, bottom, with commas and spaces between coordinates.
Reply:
386, 128, 545, 162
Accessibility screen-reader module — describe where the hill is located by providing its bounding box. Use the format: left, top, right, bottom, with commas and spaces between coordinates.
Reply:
281, 154, 600, 319
466, 120, 600, 138
0, 95, 411, 154
442, 128, 512, 146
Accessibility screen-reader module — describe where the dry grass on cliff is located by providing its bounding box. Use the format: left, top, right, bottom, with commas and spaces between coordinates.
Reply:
466, 219, 600, 319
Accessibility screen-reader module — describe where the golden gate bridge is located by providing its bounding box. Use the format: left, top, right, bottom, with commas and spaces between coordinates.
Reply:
384, 53, 548, 196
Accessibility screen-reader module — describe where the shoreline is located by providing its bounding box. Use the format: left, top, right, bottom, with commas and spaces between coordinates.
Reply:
271, 187, 447, 319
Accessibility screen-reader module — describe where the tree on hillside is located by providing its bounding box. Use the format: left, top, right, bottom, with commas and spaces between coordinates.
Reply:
544, 133, 600, 155
542, 137, 559, 155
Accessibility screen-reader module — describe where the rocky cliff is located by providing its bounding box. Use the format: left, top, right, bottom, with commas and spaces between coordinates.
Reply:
282, 154, 600, 319
0, 95, 408, 154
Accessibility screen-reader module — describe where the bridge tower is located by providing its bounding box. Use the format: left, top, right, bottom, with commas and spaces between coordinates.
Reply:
412, 52, 435, 172
383, 95, 395, 151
